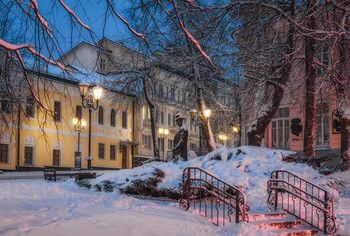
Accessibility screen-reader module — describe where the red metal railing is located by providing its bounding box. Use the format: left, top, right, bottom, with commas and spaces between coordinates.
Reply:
267, 170, 337, 234
179, 167, 249, 226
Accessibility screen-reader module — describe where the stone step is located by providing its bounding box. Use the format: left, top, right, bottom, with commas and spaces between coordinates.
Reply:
249, 211, 287, 221
271, 226, 319, 236
251, 218, 302, 230
248, 211, 319, 235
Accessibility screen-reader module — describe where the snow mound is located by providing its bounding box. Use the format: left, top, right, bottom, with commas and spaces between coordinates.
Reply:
88, 146, 340, 211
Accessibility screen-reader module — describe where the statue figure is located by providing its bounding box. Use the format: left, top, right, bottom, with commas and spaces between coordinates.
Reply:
172, 113, 188, 161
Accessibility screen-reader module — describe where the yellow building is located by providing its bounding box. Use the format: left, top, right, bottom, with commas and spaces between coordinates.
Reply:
0, 63, 136, 171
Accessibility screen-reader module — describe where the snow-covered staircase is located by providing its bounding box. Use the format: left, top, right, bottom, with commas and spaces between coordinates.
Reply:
249, 211, 319, 235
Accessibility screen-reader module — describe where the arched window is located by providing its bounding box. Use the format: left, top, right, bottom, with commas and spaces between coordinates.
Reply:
98, 106, 104, 125
122, 111, 127, 129
110, 109, 116, 127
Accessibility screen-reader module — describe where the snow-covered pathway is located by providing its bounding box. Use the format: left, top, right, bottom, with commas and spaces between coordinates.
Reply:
0, 179, 223, 236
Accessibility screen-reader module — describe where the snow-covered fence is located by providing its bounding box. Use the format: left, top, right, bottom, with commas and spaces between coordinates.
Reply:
179, 167, 249, 226
267, 170, 337, 234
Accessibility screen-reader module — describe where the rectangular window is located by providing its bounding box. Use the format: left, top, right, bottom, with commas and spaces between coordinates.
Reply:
159, 84, 163, 98
168, 113, 171, 126
98, 143, 105, 159
168, 140, 173, 150
142, 135, 152, 149
26, 97, 35, 118
76, 105, 82, 119
0, 143, 8, 163
316, 45, 329, 77
155, 110, 159, 123
171, 88, 175, 101
190, 143, 197, 151
316, 105, 329, 146
142, 106, 146, 120
0, 96, 12, 114
161, 111, 164, 124
166, 87, 169, 98
110, 145, 116, 160
53, 149, 60, 166
24, 146, 33, 165
182, 92, 186, 103
177, 90, 180, 102
54, 101, 61, 122
100, 58, 106, 71
122, 111, 127, 129
271, 107, 289, 148
148, 107, 151, 120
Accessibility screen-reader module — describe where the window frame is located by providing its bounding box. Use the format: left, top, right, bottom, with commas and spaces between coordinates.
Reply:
271, 107, 289, 149
53, 149, 60, 166
98, 106, 104, 125
24, 146, 34, 165
0, 143, 8, 163
26, 97, 35, 118
76, 105, 82, 119
122, 111, 127, 129
110, 109, 116, 127
54, 101, 61, 122
110, 144, 116, 160
98, 143, 105, 159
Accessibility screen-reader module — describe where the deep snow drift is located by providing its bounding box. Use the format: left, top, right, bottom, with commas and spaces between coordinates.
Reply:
89, 146, 340, 210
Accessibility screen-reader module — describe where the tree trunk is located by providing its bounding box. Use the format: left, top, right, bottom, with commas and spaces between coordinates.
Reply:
143, 78, 160, 159
247, 0, 295, 146
197, 86, 216, 152
338, 35, 350, 171
340, 116, 350, 170
303, 0, 317, 157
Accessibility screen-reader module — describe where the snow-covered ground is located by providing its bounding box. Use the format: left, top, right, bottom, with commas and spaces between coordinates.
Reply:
0, 146, 349, 235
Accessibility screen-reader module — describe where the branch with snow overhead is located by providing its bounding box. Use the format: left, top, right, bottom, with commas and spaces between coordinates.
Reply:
106, 0, 148, 44
156, 0, 215, 68
0, 39, 67, 111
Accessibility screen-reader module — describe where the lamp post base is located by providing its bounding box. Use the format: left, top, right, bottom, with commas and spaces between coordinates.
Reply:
86, 156, 93, 170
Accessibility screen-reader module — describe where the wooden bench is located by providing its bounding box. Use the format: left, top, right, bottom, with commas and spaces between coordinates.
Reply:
44, 168, 79, 181
44, 168, 96, 181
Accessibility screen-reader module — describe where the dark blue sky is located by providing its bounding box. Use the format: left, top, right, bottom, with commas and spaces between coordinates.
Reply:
36, 0, 131, 55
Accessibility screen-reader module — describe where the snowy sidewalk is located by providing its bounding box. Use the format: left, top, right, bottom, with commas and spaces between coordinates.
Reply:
0, 170, 115, 180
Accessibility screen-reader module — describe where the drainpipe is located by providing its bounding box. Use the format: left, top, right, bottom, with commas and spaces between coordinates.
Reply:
16, 104, 21, 170
131, 99, 135, 168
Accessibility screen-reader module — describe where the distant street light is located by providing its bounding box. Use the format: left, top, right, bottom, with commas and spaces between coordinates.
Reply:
73, 117, 86, 169
159, 128, 169, 161
218, 134, 227, 146
78, 82, 102, 170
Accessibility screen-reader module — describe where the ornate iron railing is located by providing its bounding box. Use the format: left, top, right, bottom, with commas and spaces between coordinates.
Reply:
179, 167, 249, 226
267, 170, 337, 234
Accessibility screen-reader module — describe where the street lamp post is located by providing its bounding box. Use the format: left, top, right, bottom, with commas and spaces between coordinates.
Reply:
73, 117, 86, 169
158, 128, 169, 161
78, 82, 103, 170
189, 108, 211, 155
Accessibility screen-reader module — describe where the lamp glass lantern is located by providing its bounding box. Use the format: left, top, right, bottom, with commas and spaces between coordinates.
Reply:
203, 109, 211, 118
79, 82, 89, 98
190, 109, 197, 120
93, 85, 103, 101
